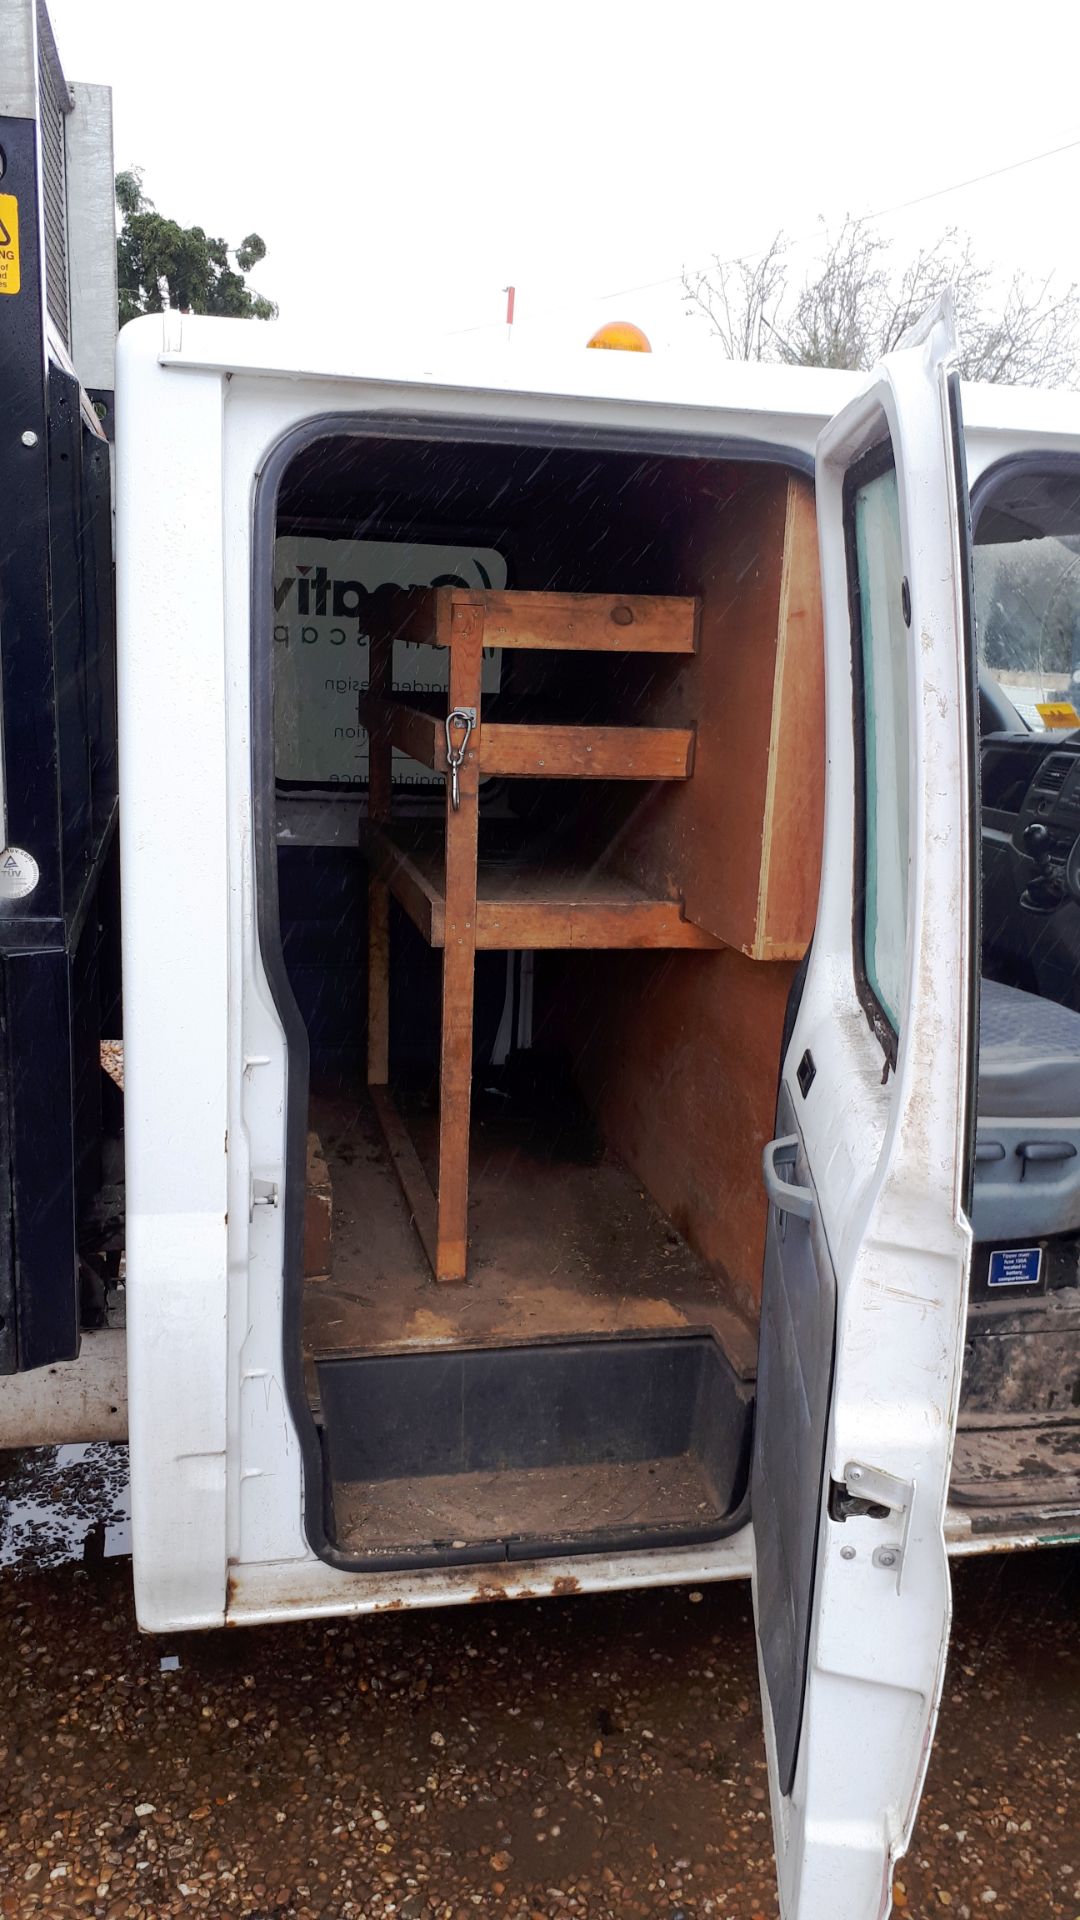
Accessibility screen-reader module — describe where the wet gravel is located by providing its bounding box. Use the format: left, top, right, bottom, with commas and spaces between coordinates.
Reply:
1, 1453, 1078, 1918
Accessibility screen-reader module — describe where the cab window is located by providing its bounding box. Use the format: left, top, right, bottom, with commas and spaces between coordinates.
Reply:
974, 464, 1080, 730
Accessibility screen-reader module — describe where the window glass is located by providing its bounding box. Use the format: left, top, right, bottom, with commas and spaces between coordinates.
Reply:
854, 462, 909, 1035
273, 537, 506, 786
974, 468, 1080, 730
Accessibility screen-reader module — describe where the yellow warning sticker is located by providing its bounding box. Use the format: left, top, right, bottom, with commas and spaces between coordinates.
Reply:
1036, 700, 1080, 730
0, 195, 19, 295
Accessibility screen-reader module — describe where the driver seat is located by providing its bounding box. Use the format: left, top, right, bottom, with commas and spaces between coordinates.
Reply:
975, 977, 1080, 1241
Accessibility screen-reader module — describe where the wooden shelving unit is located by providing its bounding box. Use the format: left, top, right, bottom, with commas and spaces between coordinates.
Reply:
363, 585, 713, 1283
362, 826, 719, 951
356, 694, 696, 783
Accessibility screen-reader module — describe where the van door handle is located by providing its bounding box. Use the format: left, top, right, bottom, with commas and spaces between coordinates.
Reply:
762, 1134, 815, 1221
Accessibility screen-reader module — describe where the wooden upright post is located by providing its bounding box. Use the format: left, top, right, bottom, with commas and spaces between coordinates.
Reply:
366, 619, 393, 1087
434, 603, 484, 1281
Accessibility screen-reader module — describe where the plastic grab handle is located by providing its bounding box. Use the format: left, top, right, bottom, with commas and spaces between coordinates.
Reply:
762, 1134, 815, 1222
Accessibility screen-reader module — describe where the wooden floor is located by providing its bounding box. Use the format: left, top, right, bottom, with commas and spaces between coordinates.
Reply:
302, 1089, 757, 1377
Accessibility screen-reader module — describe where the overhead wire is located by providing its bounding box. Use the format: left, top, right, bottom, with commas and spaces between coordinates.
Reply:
442, 127, 1080, 338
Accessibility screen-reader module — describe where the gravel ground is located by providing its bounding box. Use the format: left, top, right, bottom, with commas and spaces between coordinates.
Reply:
1, 1450, 1078, 1919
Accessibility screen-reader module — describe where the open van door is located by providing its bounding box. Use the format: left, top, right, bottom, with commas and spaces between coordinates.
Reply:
752, 294, 977, 1920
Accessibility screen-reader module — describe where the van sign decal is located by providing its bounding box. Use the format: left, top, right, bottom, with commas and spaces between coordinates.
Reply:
273, 536, 505, 785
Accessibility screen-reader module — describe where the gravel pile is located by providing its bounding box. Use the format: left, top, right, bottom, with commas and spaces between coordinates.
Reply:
0, 1501, 1077, 1918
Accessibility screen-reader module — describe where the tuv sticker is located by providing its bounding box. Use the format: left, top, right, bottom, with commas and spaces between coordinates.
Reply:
0, 195, 20, 295
0, 847, 38, 899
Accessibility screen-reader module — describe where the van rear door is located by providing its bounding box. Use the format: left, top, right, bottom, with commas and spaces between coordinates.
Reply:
752, 295, 977, 1919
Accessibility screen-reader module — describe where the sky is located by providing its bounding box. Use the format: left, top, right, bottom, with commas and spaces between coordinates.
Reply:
47, 0, 1080, 356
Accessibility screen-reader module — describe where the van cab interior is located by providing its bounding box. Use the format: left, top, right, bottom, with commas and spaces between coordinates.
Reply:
966, 461, 1080, 1512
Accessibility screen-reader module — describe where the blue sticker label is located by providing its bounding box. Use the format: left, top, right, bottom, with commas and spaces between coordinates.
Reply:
988, 1246, 1043, 1288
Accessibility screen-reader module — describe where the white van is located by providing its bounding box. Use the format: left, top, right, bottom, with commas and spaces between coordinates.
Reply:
7, 295, 1078, 1920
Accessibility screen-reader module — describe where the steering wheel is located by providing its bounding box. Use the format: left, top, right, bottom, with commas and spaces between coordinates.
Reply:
1065, 831, 1080, 904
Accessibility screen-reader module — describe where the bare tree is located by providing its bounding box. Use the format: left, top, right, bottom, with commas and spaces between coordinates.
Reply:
960, 270, 1080, 387
681, 233, 789, 362
683, 217, 1080, 387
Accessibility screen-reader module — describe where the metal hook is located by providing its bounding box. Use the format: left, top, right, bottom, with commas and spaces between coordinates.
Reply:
444, 707, 476, 810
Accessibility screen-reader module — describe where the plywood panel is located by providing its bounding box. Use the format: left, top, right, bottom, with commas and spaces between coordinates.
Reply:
561, 945, 796, 1313
604, 470, 789, 951
605, 469, 824, 961
756, 476, 826, 959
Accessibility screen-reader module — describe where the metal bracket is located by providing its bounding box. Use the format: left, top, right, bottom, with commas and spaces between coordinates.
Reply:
250, 1177, 279, 1216
842, 1461, 911, 1511
843, 1461, 916, 1593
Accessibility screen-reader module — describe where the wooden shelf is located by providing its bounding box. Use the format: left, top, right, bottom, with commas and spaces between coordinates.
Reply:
364, 827, 719, 952
363, 584, 711, 1282
358, 693, 694, 781
371, 585, 699, 654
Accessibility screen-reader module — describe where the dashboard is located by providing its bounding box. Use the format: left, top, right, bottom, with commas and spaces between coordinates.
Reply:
989, 737, 1080, 847
981, 731, 1080, 1009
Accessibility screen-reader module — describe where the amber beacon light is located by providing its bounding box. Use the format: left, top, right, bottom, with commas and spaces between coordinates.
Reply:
586, 320, 652, 352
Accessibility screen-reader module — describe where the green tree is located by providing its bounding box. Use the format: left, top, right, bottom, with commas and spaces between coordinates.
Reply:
116, 168, 277, 326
